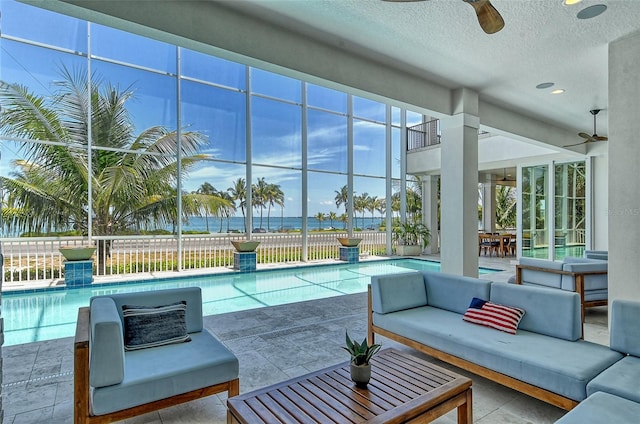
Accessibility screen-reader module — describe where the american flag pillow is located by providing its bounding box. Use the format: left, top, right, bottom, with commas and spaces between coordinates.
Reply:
462, 297, 525, 335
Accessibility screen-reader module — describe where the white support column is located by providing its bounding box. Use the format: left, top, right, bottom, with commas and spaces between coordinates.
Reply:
482, 176, 496, 233
422, 175, 439, 254
440, 89, 479, 277
609, 31, 640, 304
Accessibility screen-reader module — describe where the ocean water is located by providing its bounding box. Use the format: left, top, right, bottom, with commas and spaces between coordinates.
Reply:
178, 216, 384, 233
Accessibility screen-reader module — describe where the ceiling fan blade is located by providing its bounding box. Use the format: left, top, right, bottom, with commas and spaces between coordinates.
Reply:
563, 140, 588, 147
578, 132, 592, 139
594, 135, 609, 141
463, 0, 505, 34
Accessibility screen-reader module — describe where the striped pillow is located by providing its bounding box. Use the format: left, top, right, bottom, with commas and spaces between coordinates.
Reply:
122, 301, 191, 351
462, 297, 525, 335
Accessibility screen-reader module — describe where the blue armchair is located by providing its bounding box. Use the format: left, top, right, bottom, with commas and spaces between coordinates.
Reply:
515, 257, 608, 322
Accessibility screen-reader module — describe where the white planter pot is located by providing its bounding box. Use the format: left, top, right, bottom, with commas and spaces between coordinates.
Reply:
396, 244, 423, 256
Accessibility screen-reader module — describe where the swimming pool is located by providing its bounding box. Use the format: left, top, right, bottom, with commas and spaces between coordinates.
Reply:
2, 259, 497, 346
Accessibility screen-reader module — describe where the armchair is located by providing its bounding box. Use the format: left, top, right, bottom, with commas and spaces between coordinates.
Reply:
74, 287, 239, 424
515, 257, 608, 323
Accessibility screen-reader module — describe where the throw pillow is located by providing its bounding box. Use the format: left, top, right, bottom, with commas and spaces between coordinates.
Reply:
462, 297, 525, 335
122, 301, 191, 351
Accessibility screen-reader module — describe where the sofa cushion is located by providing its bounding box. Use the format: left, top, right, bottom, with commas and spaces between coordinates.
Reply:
122, 301, 191, 351
462, 297, 525, 334
587, 356, 640, 403
490, 282, 581, 341
518, 257, 564, 289
610, 299, 640, 356
422, 270, 492, 314
373, 306, 623, 402
370, 271, 427, 314
561, 261, 608, 292
95, 287, 204, 333
91, 329, 239, 416
89, 297, 125, 388
554, 391, 640, 424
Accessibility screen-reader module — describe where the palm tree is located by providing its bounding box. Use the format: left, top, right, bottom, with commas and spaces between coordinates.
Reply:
265, 182, 284, 231
252, 177, 268, 229
335, 185, 349, 215
228, 178, 247, 232
194, 182, 217, 232
315, 212, 325, 230
0, 66, 208, 272
496, 185, 517, 229
375, 198, 386, 221
367, 195, 378, 225
328, 211, 337, 229
354, 192, 369, 229
339, 213, 348, 229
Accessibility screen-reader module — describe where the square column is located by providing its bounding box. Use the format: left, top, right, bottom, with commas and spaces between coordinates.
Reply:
440, 88, 479, 277
339, 246, 359, 263
233, 251, 257, 272
64, 260, 94, 288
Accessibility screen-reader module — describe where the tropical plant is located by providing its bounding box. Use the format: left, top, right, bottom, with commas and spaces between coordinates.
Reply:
335, 185, 349, 215
265, 182, 284, 231
0, 66, 210, 271
392, 219, 431, 248
342, 331, 381, 366
252, 177, 268, 229
315, 212, 325, 229
228, 178, 247, 232
495, 185, 517, 229
328, 211, 337, 228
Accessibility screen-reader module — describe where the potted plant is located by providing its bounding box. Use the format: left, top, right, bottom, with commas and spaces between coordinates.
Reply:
392, 220, 431, 256
342, 331, 381, 388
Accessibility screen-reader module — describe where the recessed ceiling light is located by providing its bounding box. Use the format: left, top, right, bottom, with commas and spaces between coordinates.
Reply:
563, 0, 583, 6
551, 89, 565, 95
536, 82, 555, 89
577, 4, 607, 19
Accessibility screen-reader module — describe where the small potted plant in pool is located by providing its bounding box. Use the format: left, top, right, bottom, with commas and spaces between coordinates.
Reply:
342, 331, 381, 388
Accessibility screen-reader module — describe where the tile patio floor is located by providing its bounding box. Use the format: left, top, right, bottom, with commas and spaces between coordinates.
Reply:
1, 255, 610, 423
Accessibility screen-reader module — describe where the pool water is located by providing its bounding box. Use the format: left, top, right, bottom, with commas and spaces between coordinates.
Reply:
2, 259, 496, 346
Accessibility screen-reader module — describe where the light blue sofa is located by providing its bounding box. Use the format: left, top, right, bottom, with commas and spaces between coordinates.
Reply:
74, 287, 240, 423
584, 249, 608, 260
515, 256, 608, 321
555, 299, 640, 423
368, 270, 623, 410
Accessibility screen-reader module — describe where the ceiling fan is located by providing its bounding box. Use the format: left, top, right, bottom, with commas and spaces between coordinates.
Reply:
492, 168, 516, 186
564, 109, 608, 147
382, 0, 505, 34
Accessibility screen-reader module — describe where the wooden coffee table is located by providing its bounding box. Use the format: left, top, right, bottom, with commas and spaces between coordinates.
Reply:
227, 348, 472, 423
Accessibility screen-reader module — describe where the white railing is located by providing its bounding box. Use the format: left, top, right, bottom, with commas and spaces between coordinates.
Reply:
1, 232, 389, 285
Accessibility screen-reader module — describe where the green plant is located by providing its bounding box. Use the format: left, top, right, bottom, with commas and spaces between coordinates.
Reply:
392, 220, 431, 248
342, 331, 381, 366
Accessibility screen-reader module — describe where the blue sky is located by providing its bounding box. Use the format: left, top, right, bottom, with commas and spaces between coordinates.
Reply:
0, 0, 421, 217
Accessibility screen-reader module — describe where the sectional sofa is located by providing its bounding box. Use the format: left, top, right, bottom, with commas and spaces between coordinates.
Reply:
554, 299, 640, 423
368, 270, 623, 410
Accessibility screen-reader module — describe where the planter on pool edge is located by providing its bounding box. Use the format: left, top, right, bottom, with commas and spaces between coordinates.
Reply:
337, 237, 362, 247
231, 240, 261, 252
59, 246, 96, 261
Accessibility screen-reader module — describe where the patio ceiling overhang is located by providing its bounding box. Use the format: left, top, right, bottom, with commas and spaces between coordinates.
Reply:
23, 0, 631, 154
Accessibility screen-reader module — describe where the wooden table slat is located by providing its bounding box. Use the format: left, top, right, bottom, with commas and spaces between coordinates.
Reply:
278, 385, 342, 424
227, 349, 472, 424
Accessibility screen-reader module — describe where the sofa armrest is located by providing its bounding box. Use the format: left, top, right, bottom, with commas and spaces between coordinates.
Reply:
89, 297, 125, 388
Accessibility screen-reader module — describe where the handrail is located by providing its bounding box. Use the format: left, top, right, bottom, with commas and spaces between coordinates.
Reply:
407, 119, 440, 151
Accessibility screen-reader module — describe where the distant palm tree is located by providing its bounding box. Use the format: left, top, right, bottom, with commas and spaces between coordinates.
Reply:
339, 213, 348, 229
228, 178, 247, 232
328, 211, 337, 228
368, 195, 378, 223
252, 177, 268, 229
496, 185, 517, 229
0, 66, 207, 271
265, 182, 284, 231
335, 185, 349, 215
193, 182, 232, 233
375, 198, 386, 220
354, 192, 369, 229
315, 212, 326, 230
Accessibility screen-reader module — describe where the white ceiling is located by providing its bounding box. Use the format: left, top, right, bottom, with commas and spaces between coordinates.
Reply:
221, 0, 640, 137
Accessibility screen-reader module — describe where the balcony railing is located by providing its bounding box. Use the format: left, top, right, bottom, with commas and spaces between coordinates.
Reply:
1, 232, 388, 286
407, 119, 440, 151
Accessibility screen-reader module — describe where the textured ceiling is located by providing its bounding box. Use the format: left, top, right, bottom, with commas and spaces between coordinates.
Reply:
223, 0, 640, 136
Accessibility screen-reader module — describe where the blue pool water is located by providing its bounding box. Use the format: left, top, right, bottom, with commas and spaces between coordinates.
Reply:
2, 259, 497, 346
